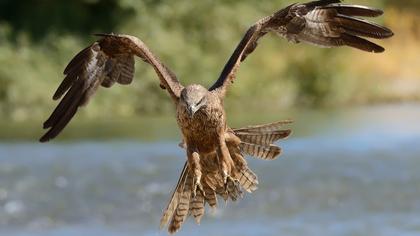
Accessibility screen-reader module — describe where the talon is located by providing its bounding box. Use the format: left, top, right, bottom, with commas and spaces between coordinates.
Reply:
222, 172, 235, 192
226, 175, 235, 186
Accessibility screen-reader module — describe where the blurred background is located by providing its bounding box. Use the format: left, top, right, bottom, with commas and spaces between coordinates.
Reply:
0, 0, 419, 236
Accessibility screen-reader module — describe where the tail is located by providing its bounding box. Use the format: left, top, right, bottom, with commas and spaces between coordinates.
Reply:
159, 159, 249, 234
160, 120, 292, 234
160, 163, 190, 233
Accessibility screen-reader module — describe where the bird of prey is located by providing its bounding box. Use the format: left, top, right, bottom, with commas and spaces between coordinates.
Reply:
39, 0, 393, 233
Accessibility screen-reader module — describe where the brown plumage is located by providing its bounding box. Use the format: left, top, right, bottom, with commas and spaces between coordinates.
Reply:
40, 34, 182, 142
39, 0, 393, 233
161, 122, 292, 233
209, 0, 393, 93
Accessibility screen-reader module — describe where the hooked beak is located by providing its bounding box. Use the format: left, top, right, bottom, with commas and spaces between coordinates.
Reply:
187, 104, 200, 118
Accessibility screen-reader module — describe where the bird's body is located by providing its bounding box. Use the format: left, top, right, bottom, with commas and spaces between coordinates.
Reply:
176, 85, 225, 155
39, 0, 393, 234
175, 84, 244, 204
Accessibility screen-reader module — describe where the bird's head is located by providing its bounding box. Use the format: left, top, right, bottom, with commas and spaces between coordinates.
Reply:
180, 84, 208, 118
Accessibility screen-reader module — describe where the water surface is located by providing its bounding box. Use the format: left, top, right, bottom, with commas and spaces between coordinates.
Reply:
1, 104, 420, 236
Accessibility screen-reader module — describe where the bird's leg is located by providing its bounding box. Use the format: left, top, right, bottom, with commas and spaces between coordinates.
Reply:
216, 135, 235, 187
225, 131, 247, 170
187, 148, 204, 198
224, 131, 241, 146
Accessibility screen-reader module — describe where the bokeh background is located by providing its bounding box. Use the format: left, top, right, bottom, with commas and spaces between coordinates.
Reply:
0, 1, 419, 236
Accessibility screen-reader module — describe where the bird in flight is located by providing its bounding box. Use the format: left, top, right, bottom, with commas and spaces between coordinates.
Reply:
39, 0, 393, 233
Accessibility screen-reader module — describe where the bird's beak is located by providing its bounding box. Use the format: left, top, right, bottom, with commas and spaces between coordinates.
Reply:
187, 105, 199, 118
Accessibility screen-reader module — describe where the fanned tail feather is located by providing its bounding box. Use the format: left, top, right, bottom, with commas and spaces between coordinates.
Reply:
225, 179, 243, 201
168, 171, 192, 234
203, 184, 218, 208
235, 167, 259, 193
160, 163, 188, 230
160, 160, 259, 233
189, 191, 205, 224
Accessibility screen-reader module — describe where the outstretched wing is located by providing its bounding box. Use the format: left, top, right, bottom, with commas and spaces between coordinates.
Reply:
209, 0, 394, 95
40, 34, 183, 142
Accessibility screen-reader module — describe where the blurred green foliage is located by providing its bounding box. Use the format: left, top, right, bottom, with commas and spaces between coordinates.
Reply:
0, 0, 134, 41
0, 0, 419, 122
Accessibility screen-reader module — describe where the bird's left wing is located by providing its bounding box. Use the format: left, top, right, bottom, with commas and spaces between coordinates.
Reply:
209, 0, 393, 96
40, 34, 183, 142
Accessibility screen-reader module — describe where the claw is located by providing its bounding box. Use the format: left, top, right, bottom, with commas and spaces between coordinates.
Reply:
222, 172, 236, 192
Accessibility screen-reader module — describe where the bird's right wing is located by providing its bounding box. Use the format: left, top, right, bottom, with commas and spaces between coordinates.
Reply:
209, 0, 394, 96
40, 34, 184, 142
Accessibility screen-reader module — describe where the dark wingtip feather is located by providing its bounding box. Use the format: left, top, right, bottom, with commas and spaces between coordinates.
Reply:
40, 102, 80, 143
93, 33, 110, 37
336, 14, 394, 39
42, 121, 50, 129
63, 45, 92, 74
39, 136, 49, 143
41, 80, 85, 143
325, 4, 384, 17
304, 0, 341, 8
52, 75, 78, 100
342, 33, 385, 53
39, 133, 54, 143
93, 33, 118, 38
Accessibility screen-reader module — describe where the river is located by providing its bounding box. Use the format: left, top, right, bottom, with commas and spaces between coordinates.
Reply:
0, 104, 419, 236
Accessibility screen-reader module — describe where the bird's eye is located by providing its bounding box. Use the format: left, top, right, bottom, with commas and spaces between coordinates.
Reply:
197, 97, 206, 105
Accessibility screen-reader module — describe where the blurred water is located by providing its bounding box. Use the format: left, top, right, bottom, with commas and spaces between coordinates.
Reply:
1, 104, 420, 236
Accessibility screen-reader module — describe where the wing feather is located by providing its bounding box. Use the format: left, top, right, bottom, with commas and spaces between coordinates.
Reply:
209, 0, 393, 95
234, 120, 293, 133
323, 4, 384, 17
235, 130, 291, 146
53, 46, 93, 100
116, 54, 135, 85
239, 143, 282, 160
335, 14, 394, 39
41, 34, 183, 142
40, 45, 108, 142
